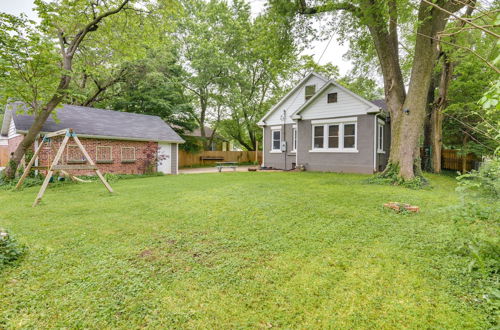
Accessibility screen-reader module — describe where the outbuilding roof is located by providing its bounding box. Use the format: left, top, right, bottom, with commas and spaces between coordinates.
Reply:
1, 103, 184, 143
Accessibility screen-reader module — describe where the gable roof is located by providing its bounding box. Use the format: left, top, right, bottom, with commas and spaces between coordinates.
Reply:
258, 72, 328, 124
2, 103, 184, 143
370, 99, 387, 111
291, 80, 380, 119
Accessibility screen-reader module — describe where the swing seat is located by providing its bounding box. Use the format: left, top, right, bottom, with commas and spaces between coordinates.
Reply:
52, 165, 97, 170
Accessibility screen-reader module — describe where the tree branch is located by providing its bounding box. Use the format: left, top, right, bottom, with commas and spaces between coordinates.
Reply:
422, 0, 499, 39
417, 32, 499, 73
297, 0, 361, 17
67, 0, 130, 56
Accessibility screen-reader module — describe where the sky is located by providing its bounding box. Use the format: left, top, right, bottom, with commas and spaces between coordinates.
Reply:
0, 0, 353, 75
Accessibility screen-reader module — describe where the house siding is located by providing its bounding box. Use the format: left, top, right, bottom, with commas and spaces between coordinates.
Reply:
263, 124, 296, 170
171, 143, 178, 174
266, 75, 327, 125
375, 119, 391, 171
8, 118, 19, 138
296, 115, 376, 174
299, 85, 373, 120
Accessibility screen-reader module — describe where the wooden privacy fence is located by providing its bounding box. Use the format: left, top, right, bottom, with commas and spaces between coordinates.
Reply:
179, 150, 262, 167
441, 149, 481, 172
0, 146, 9, 167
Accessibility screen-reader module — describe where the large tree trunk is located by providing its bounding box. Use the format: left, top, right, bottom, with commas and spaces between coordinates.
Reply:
428, 4, 475, 173
423, 74, 437, 172
298, 0, 468, 181
430, 59, 453, 173
461, 134, 468, 173
384, 2, 451, 180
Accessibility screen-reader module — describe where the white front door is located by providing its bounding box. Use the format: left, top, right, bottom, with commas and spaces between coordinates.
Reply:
157, 142, 172, 174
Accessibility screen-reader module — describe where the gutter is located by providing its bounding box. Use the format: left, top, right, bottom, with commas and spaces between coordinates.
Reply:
16, 130, 184, 144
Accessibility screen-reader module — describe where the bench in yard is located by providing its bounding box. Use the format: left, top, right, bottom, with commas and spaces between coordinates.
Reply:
215, 161, 238, 172
200, 156, 224, 165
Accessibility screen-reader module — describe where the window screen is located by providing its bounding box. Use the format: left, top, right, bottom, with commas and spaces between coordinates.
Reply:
272, 130, 281, 150
343, 124, 356, 148
328, 125, 339, 148
305, 85, 316, 100
327, 93, 338, 103
313, 126, 324, 148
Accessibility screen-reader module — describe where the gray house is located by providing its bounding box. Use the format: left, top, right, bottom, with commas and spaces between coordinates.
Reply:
258, 72, 390, 173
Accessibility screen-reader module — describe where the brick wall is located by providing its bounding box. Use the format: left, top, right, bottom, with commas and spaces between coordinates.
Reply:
35, 137, 159, 175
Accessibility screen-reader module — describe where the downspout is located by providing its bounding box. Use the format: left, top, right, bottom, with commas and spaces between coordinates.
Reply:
373, 115, 377, 172
282, 110, 287, 170
295, 121, 298, 167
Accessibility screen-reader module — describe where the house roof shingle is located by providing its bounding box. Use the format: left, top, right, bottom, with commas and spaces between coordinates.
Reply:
370, 99, 387, 111
3, 103, 184, 143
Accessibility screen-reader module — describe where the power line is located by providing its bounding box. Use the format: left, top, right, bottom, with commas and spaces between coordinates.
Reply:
317, 33, 335, 63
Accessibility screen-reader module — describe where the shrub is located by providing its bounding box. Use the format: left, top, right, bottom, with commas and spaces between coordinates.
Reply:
0, 229, 26, 270
452, 157, 499, 323
456, 157, 500, 201
367, 163, 428, 189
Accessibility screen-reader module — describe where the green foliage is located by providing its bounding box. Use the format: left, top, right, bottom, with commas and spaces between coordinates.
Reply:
99, 50, 198, 146
451, 158, 500, 324
177, 0, 301, 150
103, 173, 119, 183
0, 173, 494, 327
479, 79, 500, 155
66, 0, 175, 107
441, 12, 499, 157
367, 163, 428, 189
456, 157, 500, 200
0, 13, 60, 112
337, 74, 384, 101
0, 229, 26, 270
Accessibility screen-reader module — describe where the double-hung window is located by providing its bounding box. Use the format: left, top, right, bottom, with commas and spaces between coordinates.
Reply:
343, 124, 356, 149
313, 125, 324, 148
311, 119, 358, 152
271, 128, 281, 152
328, 125, 339, 148
377, 120, 385, 153
305, 85, 316, 101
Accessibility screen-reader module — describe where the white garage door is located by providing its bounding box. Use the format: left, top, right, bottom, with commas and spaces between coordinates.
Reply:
157, 142, 172, 174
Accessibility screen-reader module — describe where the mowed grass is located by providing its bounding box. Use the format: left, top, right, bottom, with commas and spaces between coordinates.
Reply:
0, 172, 489, 328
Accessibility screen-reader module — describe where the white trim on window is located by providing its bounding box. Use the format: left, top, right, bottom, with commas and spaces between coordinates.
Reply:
377, 121, 385, 154
310, 120, 358, 153
311, 117, 357, 125
291, 126, 297, 153
271, 128, 282, 152
309, 149, 359, 153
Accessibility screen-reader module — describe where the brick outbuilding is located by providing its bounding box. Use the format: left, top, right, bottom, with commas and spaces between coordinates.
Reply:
0, 103, 183, 175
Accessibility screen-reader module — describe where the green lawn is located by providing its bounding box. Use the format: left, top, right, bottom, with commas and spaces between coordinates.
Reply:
0, 172, 491, 328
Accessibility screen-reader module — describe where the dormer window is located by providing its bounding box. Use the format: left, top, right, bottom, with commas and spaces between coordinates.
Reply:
305, 85, 316, 101
327, 92, 338, 103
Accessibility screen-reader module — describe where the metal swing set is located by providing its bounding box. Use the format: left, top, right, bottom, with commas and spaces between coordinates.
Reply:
15, 128, 114, 207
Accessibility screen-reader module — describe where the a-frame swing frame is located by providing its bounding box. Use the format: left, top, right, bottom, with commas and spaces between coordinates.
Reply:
15, 128, 114, 207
